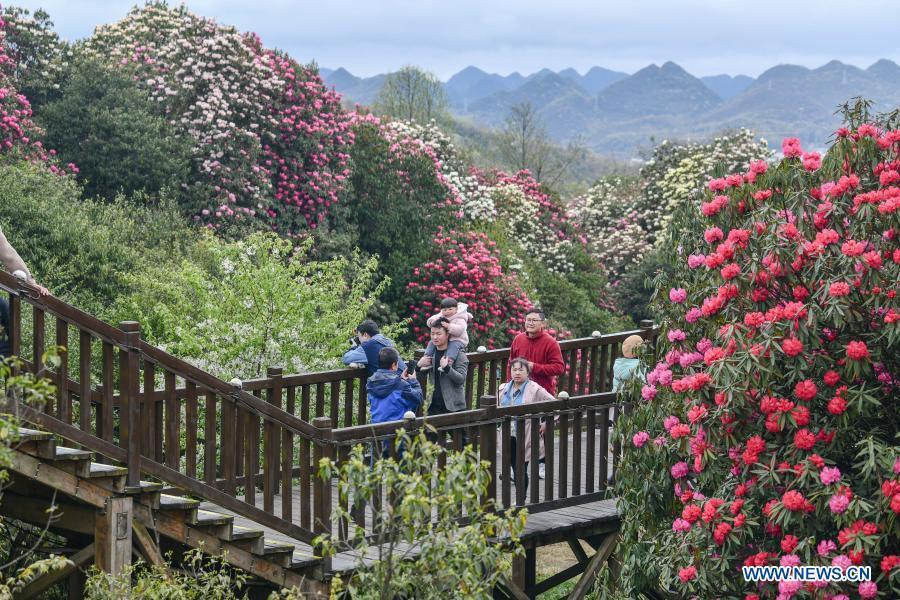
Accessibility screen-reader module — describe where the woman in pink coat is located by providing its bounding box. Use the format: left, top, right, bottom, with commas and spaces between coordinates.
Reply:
497, 357, 554, 491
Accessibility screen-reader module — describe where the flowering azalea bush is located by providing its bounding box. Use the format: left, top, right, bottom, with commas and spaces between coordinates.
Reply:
405, 229, 533, 348
615, 108, 899, 599
0, 9, 70, 173
81, 2, 351, 233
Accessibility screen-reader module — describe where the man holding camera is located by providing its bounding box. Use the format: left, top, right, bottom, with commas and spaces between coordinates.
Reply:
342, 319, 406, 377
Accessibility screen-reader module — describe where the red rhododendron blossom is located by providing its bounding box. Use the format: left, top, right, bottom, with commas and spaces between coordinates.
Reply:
845, 341, 870, 361
794, 380, 817, 401
782, 490, 808, 511
781, 338, 804, 357
829, 282, 851, 297
782, 137, 803, 158
678, 566, 697, 583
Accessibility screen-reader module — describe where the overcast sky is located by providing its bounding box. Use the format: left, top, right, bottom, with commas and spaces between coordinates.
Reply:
10, 0, 898, 80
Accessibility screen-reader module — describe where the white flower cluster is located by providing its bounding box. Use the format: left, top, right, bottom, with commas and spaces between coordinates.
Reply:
383, 119, 496, 219
81, 3, 281, 208
495, 184, 575, 274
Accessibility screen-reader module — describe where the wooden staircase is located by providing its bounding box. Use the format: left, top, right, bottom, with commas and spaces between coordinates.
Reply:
3, 428, 327, 596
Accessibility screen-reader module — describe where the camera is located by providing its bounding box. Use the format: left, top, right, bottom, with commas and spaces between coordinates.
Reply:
349, 335, 360, 347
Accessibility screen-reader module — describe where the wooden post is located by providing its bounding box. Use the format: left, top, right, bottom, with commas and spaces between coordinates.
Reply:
95, 497, 132, 575
264, 367, 282, 513
312, 416, 332, 572
120, 321, 142, 487
478, 395, 497, 507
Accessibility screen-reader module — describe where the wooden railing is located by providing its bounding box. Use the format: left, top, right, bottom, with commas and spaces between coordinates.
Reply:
1, 269, 656, 555
0, 271, 328, 547
317, 389, 638, 545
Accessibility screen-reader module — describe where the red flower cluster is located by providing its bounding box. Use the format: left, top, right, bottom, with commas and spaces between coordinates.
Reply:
405, 229, 533, 349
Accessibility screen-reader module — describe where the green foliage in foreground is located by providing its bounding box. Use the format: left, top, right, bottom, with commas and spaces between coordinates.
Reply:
0, 351, 71, 599
313, 430, 527, 599
84, 549, 249, 599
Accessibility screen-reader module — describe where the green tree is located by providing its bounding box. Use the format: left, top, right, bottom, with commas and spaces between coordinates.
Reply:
343, 121, 454, 317
38, 58, 191, 201
117, 232, 392, 380
373, 65, 448, 123
312, 430, 526, 599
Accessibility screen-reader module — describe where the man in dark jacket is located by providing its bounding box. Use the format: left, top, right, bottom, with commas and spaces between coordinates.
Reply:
418, 319, 469, 416
342, 319, 406, 377
367, 347, 423, 424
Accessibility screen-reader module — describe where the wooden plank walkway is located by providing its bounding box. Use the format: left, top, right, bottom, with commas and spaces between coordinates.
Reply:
200, 426, 620, 574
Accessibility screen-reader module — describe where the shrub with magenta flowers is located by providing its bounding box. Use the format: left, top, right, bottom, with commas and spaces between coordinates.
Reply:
615, 103, 899, 599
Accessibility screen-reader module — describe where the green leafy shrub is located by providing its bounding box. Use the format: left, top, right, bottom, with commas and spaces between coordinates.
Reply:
313, 429, 526, 599
38, 58, 191, 201
117, 232, 392, 379
0, 162, 192, 317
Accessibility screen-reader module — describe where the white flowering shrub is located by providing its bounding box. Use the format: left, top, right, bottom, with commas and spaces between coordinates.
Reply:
80, 2, 352, 234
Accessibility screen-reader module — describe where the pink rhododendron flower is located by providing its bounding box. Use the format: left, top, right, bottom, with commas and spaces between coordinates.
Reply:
829, 493, 850, 513
782, 137, 803, 158
672, 518, 691, 532
670, 462, 689, 479
632, 431, 650, 448
669, 288, 688, 303
817, 539, 837, 556
820, 466, 841, 485
677, 566, 697, 582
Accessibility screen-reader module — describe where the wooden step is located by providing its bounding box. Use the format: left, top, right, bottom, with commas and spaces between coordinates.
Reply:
256, 539, 295, 568
56, 460, 128, 490
156, 493, 200, 511
16, 428, 53, 443
125, 481, 163, 508
46, 447, 94, 477
224, 525, 265, 554
289, 552, 322, 570
15, 428, 56, 459
189, 509, 233, 538
51, 446, 94, 462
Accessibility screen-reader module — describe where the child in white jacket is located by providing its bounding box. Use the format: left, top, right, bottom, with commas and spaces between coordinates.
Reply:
419, 297, 472, 372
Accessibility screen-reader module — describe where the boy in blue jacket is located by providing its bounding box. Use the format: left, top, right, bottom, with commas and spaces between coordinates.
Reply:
367, 347, 423, 424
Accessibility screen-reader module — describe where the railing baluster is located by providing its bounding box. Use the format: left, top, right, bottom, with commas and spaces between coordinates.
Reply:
165, 370, 180, 471
55, 317, 70, 423
119, 322, 141, 487
142, 361, 156, 460
9, 294, 21, 367
343, 378, 353, 427
264, 368, 283, 514
312, 417, 333, 572
204, 392, 217, 486
529, 415, 540, 504
544, 414, 555, 503
586, 407, 596, 494
315, 383, 325, 418
501, 418, 511, 508
32, 305, 45, 378
185, 381, 198, 478
329, 380, 339, 433
598, 405, 609, 491
222, 391, 237, 495
558, 411, 569, 499
100, 341, 114, 444
514, 418, 526, 506
78, 330, 92, 436
572, 408, 583, 496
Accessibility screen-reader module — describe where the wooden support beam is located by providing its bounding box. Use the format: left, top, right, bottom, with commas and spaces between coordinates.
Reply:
9, 451, 113, 508
132, 521, 165, 568
534, 560, 591, 596
568, 538, 589, 564
568, 533, 617, 600
0, 491, 94, 535
497, 575, 530, 600
16, 543, 94, 600
95, 497, 133, 576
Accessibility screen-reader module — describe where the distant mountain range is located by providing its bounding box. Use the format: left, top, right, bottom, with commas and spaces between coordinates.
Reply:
321, 60, 900, 155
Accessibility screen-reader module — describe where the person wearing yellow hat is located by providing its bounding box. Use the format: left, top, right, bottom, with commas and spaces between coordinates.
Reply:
613, 334, 645, 392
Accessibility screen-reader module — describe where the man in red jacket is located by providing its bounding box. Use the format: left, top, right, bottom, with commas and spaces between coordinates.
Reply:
508, 309, 565, 480
508, 309, 565, 395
